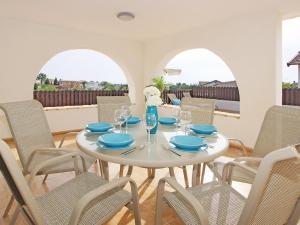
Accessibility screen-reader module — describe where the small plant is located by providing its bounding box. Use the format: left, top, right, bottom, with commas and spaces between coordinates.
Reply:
152, 76, 168, 98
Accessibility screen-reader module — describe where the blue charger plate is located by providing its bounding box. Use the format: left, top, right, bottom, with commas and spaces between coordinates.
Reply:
170, 135, 206, 151
159, 117, 177, 125
127, 116, 141, 125
86, 122, 113, 132
98, 133, 134, 148
191, 124, 217, 135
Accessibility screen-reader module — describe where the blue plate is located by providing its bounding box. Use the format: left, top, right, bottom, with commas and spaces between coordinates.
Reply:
127, 116, 141, 125
86, 122, 113, 132
191, 124, 217, 135
170, 135, 206, 151
159, 117, 176, 125
97, 142, 135, 151
98, 133, 134, 147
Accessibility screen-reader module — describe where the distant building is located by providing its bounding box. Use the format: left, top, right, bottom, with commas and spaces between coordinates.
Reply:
198, 80, 237, 87
215, 81, 237, 87
58, 80, 82, 90
287, 51, 300, 88
85, 81, 100, 90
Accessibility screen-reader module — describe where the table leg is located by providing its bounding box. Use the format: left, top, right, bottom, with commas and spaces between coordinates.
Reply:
192, 164, 201, 187
169, 167, 175, 177
200, 163, 206, 184
147, 168, 156, 179
100, 160, 109, 181
182, 166, 189, 188
119, 165, 125, 177
126, 166, 133, 177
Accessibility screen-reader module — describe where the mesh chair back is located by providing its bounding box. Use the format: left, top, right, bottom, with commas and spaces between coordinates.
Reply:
97, 96, 131, 123
167, 93, 178, 101
0, 100, 55, 169
181, 98, 215, 124
253, 105, 300, 157
0, 140, 45, 224
238, 146, 300, 225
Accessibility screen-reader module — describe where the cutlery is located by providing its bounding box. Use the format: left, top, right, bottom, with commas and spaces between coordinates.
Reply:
121, 144, 145, 155
162, 145, 182, 157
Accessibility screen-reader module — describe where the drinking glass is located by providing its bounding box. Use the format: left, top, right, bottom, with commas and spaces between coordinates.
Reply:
180, 111, 192, 135
172, 107, 181, 130
114, 109, 126, 133
121, 105, 131, 130
144, 113, 157, 143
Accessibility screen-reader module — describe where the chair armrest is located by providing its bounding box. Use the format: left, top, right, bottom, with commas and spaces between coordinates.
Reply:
25, 147, 76, 171
29, 152, 87, 184
234, 157, 262, 163
222, 161, 258, 183
228, 138, 249, 156
68, 176, 139, 225
59, 131, 80, 148
157, 177, 209, 225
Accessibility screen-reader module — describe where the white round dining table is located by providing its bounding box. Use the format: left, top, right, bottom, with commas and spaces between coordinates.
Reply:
76, 123, 229, 184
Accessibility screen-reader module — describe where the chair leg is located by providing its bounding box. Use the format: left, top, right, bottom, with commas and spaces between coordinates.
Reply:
3, 195, 14, 217
182, 166, 189, 188
119, 165, 125, 177
9, 206, 20, 225
42, 174, 48, 183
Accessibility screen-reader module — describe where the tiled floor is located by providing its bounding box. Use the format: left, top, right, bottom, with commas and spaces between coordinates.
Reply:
1, 134, 252, 225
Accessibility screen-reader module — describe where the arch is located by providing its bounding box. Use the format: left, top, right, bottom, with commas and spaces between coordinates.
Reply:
159, 48, 240, 113
34, 49, 135, 105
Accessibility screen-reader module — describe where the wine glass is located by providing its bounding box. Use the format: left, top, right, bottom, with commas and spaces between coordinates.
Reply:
172, 107, 181, 130
114, 109, 126, 133
180, 111, 192, 135
144, 113, 157, 143
121, 105, 131, 130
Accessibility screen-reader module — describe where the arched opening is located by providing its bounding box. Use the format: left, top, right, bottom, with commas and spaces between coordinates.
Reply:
163, 48, 240, 113
33, 49, 129, 107
282, 17, 300, 106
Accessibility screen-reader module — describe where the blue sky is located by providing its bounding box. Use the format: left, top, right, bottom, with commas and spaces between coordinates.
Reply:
41, 17, 300, 84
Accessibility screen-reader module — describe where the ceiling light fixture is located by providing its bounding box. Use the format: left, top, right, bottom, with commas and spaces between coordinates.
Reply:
117, 12, 135, 21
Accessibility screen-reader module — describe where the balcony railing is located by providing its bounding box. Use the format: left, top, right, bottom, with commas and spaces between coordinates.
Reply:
34, 90, 128, 107
33, 88, 300, 107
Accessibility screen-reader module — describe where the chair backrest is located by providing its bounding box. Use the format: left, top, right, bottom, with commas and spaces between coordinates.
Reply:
253, 105, 300, 157
167, 93, 178, 101
183, 92, 191, 98
0, 140, 45, 225
181, 98, 216, 124
97, 96, 131, 122
238, 145, 300, 225
0, 100, 55, 171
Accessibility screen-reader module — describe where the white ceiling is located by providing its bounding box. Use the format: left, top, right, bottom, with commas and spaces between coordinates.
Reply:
1, 0, 300, 41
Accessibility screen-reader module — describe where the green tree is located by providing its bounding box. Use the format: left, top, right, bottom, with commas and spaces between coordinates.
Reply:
33, 83, 38, 90
36, 73, 47, 85
53, 77, 59, 85
44, 78, 50, 85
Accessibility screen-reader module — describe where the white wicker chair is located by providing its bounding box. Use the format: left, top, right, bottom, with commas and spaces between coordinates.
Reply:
183, 92, 191, 98
207, 105, 300, 185
97, 96, 131, 123
0, 140, 141, 225
155, 145, 300, 225
177, 98, 216, 187
0, 100, 95, 217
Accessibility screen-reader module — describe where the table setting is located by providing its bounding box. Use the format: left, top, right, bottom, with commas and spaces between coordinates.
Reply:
76, 86, 229, 180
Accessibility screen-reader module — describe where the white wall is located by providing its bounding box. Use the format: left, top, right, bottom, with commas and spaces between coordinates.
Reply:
0, 11, 284, 147
0, 18, 145, 138
143, 11, 282, 147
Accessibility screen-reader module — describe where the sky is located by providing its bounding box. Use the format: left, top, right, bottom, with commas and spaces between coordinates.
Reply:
41, 17, 300, 84
40, 49, 127, 84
